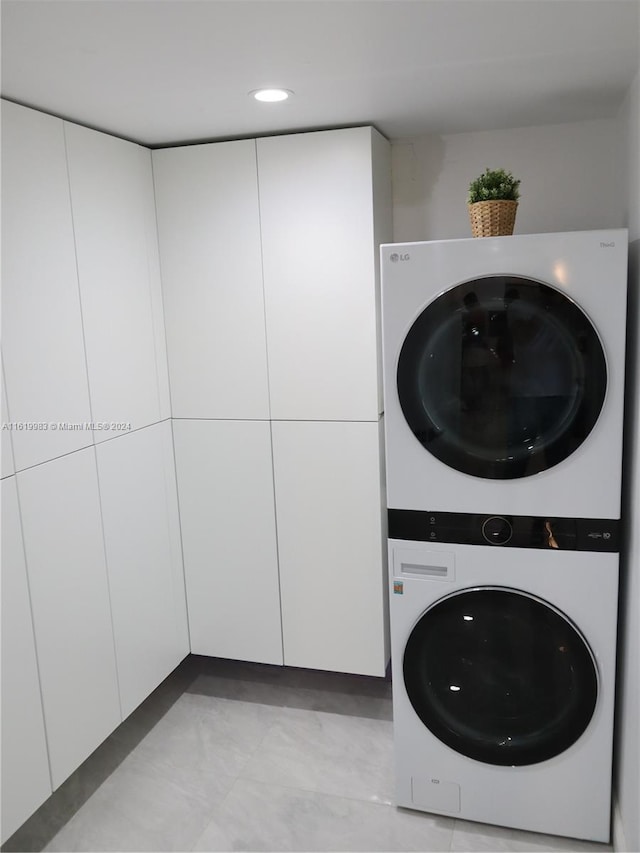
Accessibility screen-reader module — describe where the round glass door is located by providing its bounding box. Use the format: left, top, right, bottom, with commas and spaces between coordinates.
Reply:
403, 588, 598, 766
397, 276, 607, 478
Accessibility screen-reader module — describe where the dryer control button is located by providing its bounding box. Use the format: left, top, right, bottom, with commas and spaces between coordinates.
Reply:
482, 516, 513, 545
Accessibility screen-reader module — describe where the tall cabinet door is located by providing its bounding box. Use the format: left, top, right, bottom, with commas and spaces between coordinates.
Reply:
1, 477, 52, 844
17, 448, 121, 789
272, 420, 389, 676
65, 123, 170, 438
173, 420, 282, 665
1, 101, 93, 470
96, 422, 189, 720
257, 127, 391, 421
153, 140, 270, 420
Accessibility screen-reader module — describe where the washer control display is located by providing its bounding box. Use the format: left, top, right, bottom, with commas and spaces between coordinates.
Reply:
388, 509, 620, 552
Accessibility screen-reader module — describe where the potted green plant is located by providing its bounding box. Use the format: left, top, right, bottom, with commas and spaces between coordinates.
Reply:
467, 167, 521, 237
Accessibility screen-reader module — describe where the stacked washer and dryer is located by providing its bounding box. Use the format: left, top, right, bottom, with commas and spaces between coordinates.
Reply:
380, 229, 628, 843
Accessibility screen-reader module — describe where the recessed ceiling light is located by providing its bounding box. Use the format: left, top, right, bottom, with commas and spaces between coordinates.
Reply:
251, 88, 293, 103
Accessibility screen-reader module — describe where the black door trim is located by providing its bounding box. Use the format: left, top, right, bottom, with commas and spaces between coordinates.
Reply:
403, 586, 599, 766
397, 276, 607, 479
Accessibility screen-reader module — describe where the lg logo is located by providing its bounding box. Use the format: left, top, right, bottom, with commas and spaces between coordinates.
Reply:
390, 252, 410, 262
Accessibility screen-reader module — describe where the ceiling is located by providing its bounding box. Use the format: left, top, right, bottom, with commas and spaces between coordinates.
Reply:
1, 0, 639, 148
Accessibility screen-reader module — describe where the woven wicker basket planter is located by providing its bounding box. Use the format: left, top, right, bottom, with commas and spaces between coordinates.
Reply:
468, 200, 518, 237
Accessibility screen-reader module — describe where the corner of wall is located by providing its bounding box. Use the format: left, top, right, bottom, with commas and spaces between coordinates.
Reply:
613, 797, 629, 852
614, 61, 640, 853
619, 69, 640, 241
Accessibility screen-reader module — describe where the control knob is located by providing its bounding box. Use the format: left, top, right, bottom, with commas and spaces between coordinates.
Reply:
482, 516, 513, 545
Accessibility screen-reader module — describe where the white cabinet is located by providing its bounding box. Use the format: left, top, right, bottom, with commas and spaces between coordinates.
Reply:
1, 101, 93, 471
153, 140, 270, 419
1, 477, 52, 844
155, 126, 391, 674
1, 105, 393, 784
257, 127, 392, 421
17, 448, 121, 789
173, 419, 282, 665
272, 420, 389, 676
96, 422, 189, 718
65, 123, 170, 438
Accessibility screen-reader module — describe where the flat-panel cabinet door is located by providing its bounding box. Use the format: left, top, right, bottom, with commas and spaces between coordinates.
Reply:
272, 420, 389, 676
1, 477, 52, 844
17, 448, 121, 789
65, 123, 170, 439
96, 422, 189, 719
153, 141, 270, 420
173, 419, 282, 664
1, 101, 93, 470
257, 127, 389, 421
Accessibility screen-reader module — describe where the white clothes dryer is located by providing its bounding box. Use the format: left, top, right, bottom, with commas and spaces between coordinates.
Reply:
389, 537, 618, 842
381, 230, 628, 520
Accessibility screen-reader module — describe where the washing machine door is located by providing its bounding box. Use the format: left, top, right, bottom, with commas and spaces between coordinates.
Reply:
397, 276, 607, 479
403, 588, 598, 766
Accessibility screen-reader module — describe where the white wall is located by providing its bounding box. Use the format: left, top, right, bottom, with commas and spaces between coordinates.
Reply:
615, 68, 640, 853
391, 118, 624, 243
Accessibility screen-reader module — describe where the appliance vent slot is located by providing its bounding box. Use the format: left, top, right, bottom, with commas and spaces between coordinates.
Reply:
401, 562, 448, 577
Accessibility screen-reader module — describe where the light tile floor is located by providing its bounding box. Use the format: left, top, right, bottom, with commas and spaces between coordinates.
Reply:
3, 657, 614, 852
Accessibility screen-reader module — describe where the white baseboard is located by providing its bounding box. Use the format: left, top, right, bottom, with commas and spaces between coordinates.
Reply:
613, 799, 628, 852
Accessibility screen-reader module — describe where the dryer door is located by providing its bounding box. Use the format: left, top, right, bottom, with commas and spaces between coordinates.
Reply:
403, 587, 598, 766
396, 276, 607, 479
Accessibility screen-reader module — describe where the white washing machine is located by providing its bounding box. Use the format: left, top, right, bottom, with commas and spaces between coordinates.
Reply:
381, 230, 628, 842
381, 229, 628, 519
389, 538, 619, 842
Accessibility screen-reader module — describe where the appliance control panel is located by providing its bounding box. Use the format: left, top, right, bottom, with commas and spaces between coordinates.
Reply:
388, 510, 620, 552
